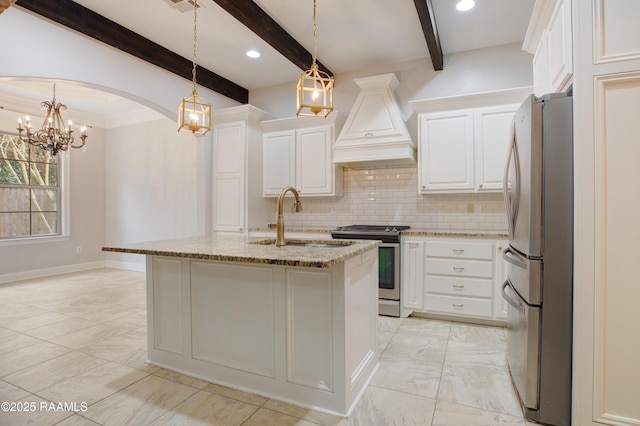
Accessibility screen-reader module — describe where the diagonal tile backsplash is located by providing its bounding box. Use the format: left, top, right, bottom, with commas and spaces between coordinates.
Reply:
281, 166, 508, 230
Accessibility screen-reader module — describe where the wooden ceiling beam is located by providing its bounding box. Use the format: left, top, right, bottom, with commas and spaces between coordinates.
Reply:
211, 0, 333, 77
14, 0, 249, 103
413, 0, 444, 71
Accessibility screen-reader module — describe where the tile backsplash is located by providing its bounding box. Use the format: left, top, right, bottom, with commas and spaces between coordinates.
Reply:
280, 166, 508, 231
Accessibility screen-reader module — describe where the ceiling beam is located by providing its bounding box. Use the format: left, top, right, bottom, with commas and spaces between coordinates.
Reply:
14, 0, 249, 104
211, 0, 333, 77
413, 0, 443, 71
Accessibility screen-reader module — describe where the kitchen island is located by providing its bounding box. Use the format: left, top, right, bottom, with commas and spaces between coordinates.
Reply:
102, 234, 381, 416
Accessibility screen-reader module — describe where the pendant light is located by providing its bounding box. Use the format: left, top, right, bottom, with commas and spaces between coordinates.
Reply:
178, 0, 211, 135
296, 0, 334, 118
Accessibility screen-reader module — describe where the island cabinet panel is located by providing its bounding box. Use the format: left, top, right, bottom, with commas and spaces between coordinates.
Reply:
344, 253, 378, 387
150, 257, 184, 355
285, 269, 333, 391
191, 262, 276, 378
142, 244, 379, 417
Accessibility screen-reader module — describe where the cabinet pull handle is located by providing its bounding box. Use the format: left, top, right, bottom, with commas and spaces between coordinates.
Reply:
453, 249, 464, 254
408, 242, 419, 248
453, 284, 465, 290
452, 303, 464, 310
453, 266, 465, 272
365, 132, 374, 137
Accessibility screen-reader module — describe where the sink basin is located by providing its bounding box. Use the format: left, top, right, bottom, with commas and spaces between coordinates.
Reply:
250, 239, 354, 248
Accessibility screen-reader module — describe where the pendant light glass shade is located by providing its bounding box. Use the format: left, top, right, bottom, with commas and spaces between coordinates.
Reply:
178, 0, 211, 135
296, 0, 334, 117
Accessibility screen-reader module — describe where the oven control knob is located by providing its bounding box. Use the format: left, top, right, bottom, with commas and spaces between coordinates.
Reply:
384, 227, 391, 232
391, 227, 398, 232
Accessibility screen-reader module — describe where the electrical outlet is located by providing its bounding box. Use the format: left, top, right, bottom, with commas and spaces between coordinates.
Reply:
466, 203, 475, 214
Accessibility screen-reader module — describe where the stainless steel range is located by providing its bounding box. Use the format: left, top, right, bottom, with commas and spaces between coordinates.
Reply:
331, 225, 410, 317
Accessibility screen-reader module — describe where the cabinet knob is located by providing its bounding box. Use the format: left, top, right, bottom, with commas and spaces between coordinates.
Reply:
453, 266, 465, 272
421, 185, 426, 189
497, 246, 503, 251
478, 184, 483, 188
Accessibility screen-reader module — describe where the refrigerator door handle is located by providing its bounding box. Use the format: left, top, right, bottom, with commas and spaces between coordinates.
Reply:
503, 246, 527, 270
502, 281, 525, 314
503, 122, 521, 240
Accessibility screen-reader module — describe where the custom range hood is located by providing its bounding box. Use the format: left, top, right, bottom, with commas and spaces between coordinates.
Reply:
334, 73, 416, 166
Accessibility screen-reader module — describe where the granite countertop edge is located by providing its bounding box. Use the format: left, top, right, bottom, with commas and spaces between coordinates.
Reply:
249, 227, 508, 239
102, 234, 380, 269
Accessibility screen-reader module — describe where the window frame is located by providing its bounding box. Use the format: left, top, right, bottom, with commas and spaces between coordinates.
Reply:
0, 132, 71, 246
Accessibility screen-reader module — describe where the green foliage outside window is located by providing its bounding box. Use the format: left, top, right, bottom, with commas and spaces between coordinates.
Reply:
0, 133, 60, 239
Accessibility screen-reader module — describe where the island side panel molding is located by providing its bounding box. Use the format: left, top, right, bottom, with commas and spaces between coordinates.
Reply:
190, 261, 276, 378
344, 251, 379, 388
149, 256, 184, 355
285, 268, 334, 392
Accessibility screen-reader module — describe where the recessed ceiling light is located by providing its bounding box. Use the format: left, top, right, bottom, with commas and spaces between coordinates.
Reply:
246, 50, 261, 58
456, 0, 475, 11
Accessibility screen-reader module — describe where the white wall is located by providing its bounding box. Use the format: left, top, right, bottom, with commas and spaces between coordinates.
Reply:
0, 7, 220, 280
250, 43, 533, 120
0, 108, 107, 281
104, 119, 204, 269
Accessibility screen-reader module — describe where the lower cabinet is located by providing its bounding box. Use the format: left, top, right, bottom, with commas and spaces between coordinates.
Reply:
401, 236, 508, 323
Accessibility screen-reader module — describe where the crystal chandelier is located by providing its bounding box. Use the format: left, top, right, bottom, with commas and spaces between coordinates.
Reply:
16, 84, 87, 156
178, 0, 211, 135
296, 0, 334, 117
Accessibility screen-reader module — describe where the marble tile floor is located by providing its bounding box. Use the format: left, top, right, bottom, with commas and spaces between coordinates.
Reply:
0, 268, 536, 426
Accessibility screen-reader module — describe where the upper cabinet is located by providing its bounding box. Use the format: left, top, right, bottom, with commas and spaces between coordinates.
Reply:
523, 0, 573, 96
262, 114, 345, 197
212, 105, 274, 233
410, 88, 530, 194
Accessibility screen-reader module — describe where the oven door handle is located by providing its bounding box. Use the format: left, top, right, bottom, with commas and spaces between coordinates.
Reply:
501, 281, 525, 314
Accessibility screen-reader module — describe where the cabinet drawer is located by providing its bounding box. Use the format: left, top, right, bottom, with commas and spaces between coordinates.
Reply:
425, 294, 492, 318
426, 258, 492, 278
425, 276, 493, 298
426, 241, 493, 260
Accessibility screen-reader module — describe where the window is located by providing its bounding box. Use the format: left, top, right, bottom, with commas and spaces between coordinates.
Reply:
0, 133, 61, 239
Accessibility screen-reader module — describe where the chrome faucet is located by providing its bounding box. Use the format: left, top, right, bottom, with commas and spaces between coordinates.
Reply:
275, 186, 302, 247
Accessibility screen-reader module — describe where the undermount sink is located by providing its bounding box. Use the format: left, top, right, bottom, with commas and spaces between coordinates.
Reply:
250, 239, 354, 248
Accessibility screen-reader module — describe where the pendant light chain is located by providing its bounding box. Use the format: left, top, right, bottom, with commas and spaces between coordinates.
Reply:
191, 0, 198, 95
312, 0, 317, 67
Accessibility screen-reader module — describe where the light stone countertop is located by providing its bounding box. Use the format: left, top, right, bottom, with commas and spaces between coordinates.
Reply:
250, 227, 509, 239
400, 228, 509, 239
102, 233, 380, 269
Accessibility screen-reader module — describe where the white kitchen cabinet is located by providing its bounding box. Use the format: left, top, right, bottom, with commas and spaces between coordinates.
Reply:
212, 105, 273, 233
262, 114, 345, 197
416, 104, 518, 194
474, 105, 518, 191
418, 110, 474, 192
401, 239, 425, 315
401, 235, 509, 324
493, 242, 508, 320
524, 0, 573, 96
424, 239, 494, 319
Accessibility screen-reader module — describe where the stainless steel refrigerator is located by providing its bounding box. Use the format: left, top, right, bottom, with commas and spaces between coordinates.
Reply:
501, 93, 573, 426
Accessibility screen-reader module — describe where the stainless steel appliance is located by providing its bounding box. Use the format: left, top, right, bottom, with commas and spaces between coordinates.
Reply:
502, 93, 573, 426
331, 225, 409, 317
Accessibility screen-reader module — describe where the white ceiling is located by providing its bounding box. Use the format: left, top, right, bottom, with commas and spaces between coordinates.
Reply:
0, 0, 535, 122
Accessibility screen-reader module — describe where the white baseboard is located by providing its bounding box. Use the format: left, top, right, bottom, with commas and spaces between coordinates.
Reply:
104, 260, 145, 272
0, 260, 107, 284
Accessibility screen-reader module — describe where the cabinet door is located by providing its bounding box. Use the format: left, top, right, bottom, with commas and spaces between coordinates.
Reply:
419, 110, 474, 193
401, 240, 425, 312
494, 242, 508, 320
532, 31, 550, 97
212, 121, 245, 232
474, 105, 518, 191
546, 0, 572, 93
263, 130, 295, 196
296, 127, 333, 195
